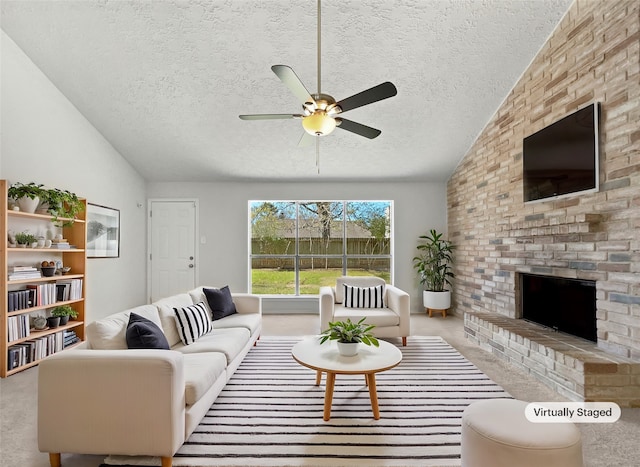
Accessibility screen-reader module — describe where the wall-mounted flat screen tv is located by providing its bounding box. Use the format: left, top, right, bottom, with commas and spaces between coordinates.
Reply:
523, 103, 600, 203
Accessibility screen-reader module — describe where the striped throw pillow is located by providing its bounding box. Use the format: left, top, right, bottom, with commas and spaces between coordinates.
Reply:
173, 302, 213, 345
343, 284, 385, 308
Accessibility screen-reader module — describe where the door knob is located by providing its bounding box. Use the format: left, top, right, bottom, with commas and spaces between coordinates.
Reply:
188, 264, 194, 268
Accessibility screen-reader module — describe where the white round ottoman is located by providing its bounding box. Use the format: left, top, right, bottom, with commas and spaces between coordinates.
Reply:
461, 399, 583, 467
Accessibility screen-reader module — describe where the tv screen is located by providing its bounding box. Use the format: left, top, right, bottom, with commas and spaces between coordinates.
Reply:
523, 103, 599, 203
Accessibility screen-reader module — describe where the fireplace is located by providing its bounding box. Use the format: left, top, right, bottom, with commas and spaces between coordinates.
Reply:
519, 273, 596, 342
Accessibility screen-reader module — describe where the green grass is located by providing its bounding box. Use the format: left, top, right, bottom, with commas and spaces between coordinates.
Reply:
251, 268, 391, 295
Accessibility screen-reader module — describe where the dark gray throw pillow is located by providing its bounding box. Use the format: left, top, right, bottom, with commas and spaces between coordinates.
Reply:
203, 286, 237, 321
126, 312, 170, 350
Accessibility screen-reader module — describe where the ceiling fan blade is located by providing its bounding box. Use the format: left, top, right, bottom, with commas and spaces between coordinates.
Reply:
298, 132, 316, 147
271, 65, 315, 105
239, 114, 302, 120
336, 82, 397, 113
336, 118, 382, 139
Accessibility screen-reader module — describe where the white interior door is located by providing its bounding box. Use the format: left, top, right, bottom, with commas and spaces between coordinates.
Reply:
148, 200, 197, 302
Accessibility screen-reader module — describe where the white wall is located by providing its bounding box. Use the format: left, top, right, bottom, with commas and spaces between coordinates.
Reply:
1, 31, 148, 322
147, 181, 447, 313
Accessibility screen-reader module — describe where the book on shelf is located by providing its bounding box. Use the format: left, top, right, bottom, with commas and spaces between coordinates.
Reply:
63, 329, 80, 347
8, 271, 42, 280
64, 338, 80, 348
8, 290, 24, 312
26, 283, 57, 307
7, 289, 37, 312
7, 347, 21, 370
56, 283, 70, 302
6, 330, 71, 370
57, 279, 83, 300
11, 266, 38, 272
7, 315, 30, 342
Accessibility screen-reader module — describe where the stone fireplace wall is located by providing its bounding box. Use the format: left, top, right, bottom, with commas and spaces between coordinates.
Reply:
447, 0, 639, 359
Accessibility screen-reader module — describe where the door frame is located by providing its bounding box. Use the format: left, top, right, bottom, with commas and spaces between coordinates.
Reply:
147, 198, 200, 303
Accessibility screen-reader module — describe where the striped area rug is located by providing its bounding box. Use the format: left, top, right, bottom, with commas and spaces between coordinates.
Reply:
104, 336, 510, 467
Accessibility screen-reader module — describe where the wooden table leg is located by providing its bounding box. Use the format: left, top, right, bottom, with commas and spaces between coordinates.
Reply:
315, 370, 322, 385
366, 373, 380, 420
323, 372, 336, 421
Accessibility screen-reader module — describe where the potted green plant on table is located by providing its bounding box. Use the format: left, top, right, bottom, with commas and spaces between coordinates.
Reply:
7, 182, 46, 213
50, 305, 78, 326
320, 317, 379, 356
413, 229, 455, 317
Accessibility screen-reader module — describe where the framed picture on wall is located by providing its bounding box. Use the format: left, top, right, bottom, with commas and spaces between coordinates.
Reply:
87, 203, 120, 258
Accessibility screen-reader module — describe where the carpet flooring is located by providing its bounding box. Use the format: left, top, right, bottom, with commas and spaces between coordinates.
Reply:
103, 336, 510, 467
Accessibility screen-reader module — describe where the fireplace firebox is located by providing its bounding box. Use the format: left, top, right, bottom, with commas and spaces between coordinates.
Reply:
519, 273, 596, 342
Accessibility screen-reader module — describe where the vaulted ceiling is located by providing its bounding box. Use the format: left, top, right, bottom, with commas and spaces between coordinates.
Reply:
1, 0, 572, 182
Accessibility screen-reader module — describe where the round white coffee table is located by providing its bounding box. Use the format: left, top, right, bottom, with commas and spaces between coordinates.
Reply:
292, 337, 402, 421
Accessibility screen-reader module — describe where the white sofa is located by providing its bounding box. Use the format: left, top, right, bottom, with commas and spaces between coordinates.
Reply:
319, 276, 410, 346
37, 287, 261, 467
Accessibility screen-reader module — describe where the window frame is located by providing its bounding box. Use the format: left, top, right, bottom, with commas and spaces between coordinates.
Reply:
249, 200, 393, 295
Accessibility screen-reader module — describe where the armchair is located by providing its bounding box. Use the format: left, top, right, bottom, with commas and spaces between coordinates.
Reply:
319, 276, 410, 346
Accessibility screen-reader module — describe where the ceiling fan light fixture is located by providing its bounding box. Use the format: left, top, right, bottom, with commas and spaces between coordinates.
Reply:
302, 111, 336, 136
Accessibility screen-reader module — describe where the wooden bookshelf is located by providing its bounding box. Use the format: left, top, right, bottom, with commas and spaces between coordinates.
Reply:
1, 180, 87, 377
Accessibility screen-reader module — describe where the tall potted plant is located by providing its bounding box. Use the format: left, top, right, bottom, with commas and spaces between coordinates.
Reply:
413, 229, 455, 315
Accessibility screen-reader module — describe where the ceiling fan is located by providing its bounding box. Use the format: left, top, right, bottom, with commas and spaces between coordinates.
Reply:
239, 0, 397, 154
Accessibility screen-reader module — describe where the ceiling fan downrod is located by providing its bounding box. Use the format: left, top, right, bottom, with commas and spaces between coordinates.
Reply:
237, 0, 398, 170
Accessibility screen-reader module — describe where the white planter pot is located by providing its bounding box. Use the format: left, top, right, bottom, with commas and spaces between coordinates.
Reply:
337, 341, 359, 356
423, 290, 451, 310
36, 202, 50, 214
16, 196, 40, 214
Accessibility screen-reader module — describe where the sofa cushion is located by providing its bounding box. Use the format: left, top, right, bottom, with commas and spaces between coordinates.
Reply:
212, 312, 261, 335
172, 328, 250, 364
126, 313, 170, 350
203, 286, 237, 320
183, 352, 227, 406
333, 306, 400, 327
188, 287, 213, 317
335, 276, 386, 303
154, 293, 195, 347
174, 302, 213, 345
343, 284, 385, 308
86, 304, 162, 350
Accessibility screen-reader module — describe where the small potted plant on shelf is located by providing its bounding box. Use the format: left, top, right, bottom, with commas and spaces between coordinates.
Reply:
14, 232, 37, 248
413, 229, 455, 316
41, 187, 85, 227
46, 315, 60, 329
319, 318, 379, 356
50, 305, 78, 326
7, 182, 46, 213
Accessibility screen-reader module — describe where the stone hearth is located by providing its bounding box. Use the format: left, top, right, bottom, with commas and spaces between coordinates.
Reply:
464, 312, 640, 407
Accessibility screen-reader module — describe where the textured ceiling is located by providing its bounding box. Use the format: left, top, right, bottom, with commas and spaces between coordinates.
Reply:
0, 0, 572, 182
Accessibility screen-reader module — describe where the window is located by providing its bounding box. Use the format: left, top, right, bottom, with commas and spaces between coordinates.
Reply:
250, 201, 392, 295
